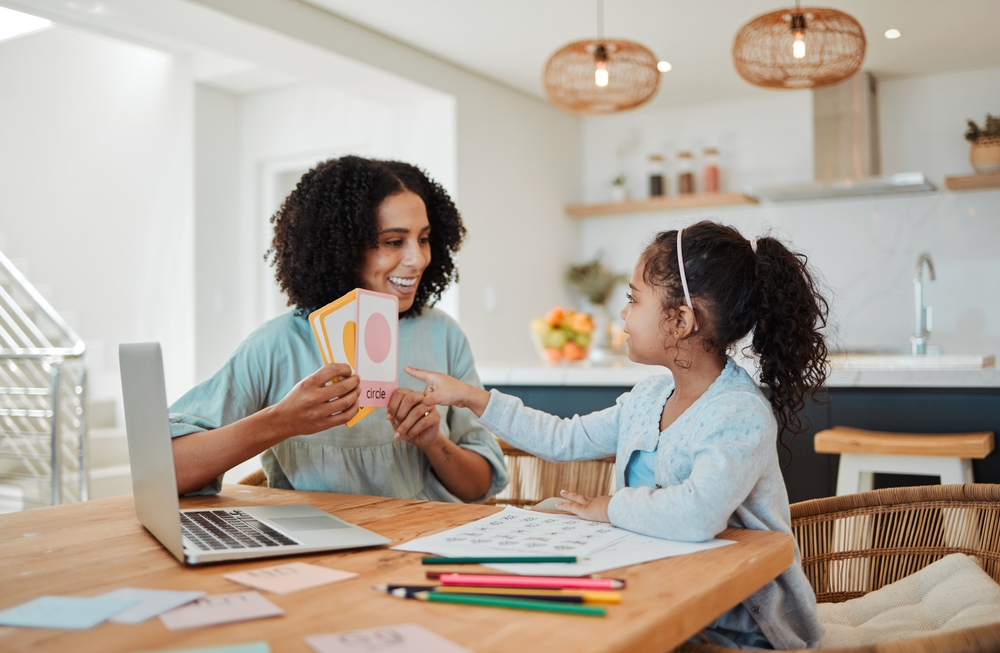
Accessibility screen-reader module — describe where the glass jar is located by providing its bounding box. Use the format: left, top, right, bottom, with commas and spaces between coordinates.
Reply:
648, 154, 665, 197
703, 147, 720, 193
677, 151, 694, 195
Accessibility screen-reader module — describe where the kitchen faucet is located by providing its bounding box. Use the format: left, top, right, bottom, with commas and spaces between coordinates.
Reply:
910, 252, 935, 355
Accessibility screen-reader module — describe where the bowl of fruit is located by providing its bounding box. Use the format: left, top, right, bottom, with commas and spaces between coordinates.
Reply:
530, 306, 594, 363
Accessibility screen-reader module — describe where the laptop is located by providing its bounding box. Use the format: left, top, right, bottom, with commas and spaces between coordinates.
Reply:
119, 342, 391, 565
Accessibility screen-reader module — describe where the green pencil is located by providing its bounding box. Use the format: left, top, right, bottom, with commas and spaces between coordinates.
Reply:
408, 591, 607, 617
422, 556, 581, 565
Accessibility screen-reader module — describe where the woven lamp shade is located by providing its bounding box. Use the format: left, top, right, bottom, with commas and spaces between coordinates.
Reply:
543, 39, 660, 114
733, 7, 866, 90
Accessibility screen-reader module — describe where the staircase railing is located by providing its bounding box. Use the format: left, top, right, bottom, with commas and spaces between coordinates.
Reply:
0, 249, 86, 511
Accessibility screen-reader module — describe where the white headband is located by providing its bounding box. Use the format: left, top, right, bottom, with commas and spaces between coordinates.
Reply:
676, 229, 699, 332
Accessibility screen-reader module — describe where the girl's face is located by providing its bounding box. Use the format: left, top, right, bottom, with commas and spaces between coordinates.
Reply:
620, 258, 672, 366
359, 190, 431, 314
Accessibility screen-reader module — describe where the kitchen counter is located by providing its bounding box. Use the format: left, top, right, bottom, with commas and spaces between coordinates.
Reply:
477, 357, 1000, 388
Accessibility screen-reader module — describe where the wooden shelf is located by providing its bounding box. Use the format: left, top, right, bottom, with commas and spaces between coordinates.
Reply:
565, 192, 758, 218
945, 172, 1000, 191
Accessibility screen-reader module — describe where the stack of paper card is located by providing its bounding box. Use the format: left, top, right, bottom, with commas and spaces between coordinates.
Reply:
0, 588, 209, 630
309, 288, 399, 427
159, 591, 283, 631
306, 623, 470, 653
224, 562, 357, 594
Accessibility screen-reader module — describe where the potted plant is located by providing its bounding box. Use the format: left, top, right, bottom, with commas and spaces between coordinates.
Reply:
610, 175, 629, 202
965, 114, 1000, 174
566, 257, 628, 359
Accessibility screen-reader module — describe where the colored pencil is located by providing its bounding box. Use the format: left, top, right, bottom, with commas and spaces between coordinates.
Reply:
436, 572, 625, 590
393, 590, 607, 617
438, 586, 621, 604
422, 556, 581, 564
373, 584, 622, 604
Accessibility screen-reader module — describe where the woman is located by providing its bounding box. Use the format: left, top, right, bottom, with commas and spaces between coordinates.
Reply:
169, 156, 508, 503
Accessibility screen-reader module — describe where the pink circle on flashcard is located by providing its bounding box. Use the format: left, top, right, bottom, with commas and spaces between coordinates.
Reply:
364, 312, 392, 364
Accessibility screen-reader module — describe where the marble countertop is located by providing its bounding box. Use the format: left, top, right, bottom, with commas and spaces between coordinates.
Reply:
477, 358, 1000, 388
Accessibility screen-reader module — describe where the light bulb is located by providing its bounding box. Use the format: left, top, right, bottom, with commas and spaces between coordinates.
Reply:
792, 31, 806, 59
884, 28, 901, 39
595, 61, 608, 87
657, 61, 672, 72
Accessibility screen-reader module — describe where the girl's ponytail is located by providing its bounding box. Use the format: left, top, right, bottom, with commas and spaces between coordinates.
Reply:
641, 221, 829, 447
750, 238, 829, 440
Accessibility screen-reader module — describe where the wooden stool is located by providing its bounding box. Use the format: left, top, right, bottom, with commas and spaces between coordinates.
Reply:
814, 426, 994, 496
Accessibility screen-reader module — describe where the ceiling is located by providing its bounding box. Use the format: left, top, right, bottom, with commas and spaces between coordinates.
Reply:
303, 0, 1000, 109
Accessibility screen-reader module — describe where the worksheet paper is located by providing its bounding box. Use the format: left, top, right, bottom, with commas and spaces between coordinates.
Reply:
393, 506, 734, 576
224, 562, 357, 595
392, 506, 629, 557
159, 591, 283, 630
306, 623, 471, 653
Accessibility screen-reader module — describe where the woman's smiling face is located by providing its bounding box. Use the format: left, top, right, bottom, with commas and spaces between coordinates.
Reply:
359, 190, 432, 314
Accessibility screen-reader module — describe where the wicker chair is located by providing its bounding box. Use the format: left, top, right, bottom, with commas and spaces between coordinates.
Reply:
237, 442, 617, 506
676, 484, 1000, 653
238, 468, 268, 487
486, 440, 616, 508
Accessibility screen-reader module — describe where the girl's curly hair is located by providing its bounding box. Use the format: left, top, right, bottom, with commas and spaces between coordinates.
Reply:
641, 221, 829, 448
267, 156, 465, 318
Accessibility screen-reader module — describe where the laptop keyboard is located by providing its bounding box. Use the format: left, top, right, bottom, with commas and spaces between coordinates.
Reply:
181, 509, 299, 551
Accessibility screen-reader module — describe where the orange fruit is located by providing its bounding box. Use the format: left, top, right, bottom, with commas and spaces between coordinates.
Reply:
562, 342, 587, 361
544, 306, 565, 327
543, 347, 563, 362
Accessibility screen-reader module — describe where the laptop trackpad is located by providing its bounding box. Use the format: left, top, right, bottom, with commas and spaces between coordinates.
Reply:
268, 516, 350, 531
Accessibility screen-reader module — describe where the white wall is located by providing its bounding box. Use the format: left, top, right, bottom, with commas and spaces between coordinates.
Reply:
195, 85, 242, 383
582, 92, 815, 204
880, 66, 1000, 187
0, 25, 195, 403
578, 66, 1000, 357
184, 0, 582, 365
194, 82, 457, 382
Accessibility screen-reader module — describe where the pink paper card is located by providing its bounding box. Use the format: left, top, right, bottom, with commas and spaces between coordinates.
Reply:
306, 623, 471, 653
159, 591, 283, 631
223, 562, 357, 595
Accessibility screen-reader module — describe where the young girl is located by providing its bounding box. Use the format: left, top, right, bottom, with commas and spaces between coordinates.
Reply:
389, 220, 828, 650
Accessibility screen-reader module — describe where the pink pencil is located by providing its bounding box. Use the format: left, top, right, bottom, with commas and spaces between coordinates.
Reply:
436, 573, 625, 590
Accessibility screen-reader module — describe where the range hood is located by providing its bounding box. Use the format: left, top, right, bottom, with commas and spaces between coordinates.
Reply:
751, 73, 935, 201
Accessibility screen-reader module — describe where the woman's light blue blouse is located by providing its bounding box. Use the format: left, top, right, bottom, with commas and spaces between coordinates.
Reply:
168, 308, 508, 503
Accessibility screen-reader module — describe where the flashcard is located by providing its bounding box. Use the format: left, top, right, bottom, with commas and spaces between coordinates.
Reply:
0, 595, 139, 629
224, 562, 357, 595
306, 623, 471, 653
100, 587, 206, 624
158, 591, 283, 631
310, 289, 399, 427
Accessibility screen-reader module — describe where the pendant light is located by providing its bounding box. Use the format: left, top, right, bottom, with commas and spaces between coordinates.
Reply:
542, 0, 660, 114
732, 2, 866, 90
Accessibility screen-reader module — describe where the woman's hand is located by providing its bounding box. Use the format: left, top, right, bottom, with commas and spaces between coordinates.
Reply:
404, 366, 491, 416
555, 490, 612, 523
386, 387, 442, 447
263, 363, 361, 439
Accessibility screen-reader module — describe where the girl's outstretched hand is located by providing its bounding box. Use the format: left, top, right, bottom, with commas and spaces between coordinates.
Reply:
404, 366, 491, 417
555, 490, 612, 523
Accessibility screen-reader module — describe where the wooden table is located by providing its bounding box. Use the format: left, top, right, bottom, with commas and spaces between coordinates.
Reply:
0, 485, 794, 653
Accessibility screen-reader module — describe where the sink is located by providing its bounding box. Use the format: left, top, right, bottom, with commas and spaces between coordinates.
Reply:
828, 353, 996, 371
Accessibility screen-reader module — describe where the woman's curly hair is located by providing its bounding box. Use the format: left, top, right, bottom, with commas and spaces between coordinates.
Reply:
267, 156, 465, 318
641, 221, 829, 450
